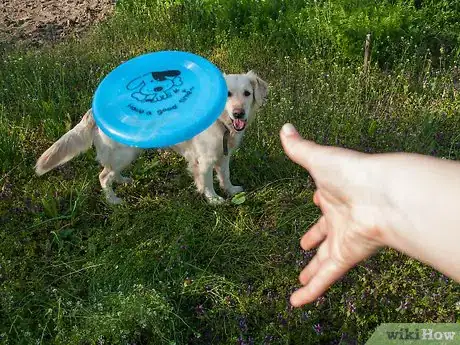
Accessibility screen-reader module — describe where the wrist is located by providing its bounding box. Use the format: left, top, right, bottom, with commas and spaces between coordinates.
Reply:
362, 154, 412, 249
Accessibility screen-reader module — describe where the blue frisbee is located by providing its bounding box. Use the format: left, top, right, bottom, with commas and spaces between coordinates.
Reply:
92, 51, 227, 148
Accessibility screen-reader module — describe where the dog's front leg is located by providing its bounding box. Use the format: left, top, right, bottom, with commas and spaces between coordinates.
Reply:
215, 155, 244, 196
99, 168, 123, 204
193, 159, 225, 205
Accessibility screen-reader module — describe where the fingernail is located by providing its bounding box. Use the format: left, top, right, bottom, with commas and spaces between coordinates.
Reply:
282, 123, 298, 137
290, 293, 301, 307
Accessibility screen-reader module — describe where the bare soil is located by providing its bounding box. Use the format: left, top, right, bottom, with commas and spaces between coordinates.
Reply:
0, 0, 115, 46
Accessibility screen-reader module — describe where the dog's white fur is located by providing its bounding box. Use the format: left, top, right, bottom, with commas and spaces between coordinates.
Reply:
35, 71, 268, 204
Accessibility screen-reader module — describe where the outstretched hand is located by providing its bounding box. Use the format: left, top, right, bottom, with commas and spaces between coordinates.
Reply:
280, 123, 390, 307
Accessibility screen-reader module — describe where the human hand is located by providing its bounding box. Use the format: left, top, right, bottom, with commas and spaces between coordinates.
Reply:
280, 123, 392, 307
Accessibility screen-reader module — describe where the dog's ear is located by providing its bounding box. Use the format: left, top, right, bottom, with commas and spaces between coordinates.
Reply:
246, 70, 268, 107
152, 70, 181, 81
126, 75, 146, 90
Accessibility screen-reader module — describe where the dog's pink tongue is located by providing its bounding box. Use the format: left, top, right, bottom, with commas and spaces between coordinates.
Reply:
233, 119, 246, 130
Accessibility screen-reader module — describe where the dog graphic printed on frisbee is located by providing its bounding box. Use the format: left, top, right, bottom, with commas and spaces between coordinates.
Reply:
126, 70, 183, 103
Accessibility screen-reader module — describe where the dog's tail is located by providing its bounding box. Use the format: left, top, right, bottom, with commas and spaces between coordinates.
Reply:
35, 110, 96, 176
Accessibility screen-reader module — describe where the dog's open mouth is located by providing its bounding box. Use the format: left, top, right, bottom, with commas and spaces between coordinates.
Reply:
232, 118, 247, 131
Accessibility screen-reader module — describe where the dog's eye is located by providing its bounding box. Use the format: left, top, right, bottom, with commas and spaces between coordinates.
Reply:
228, 91, 232, 97
244, 90, 251, 97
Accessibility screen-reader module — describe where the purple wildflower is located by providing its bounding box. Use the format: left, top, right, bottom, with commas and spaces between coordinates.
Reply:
301, 311, 309, 321
288, 286, 298, 294
400, 300, 410, 310
439, 274, 450, 283
263, 335, 274, 344
277, 313, 287, 327
195, 304, 205, 316
10, 207, 24, 214
245, 283, 254, 296
266, 290, 276, 302
301, 249, 314, 260
315, 296, 326, 306
296, 249, 314, 267
238, 317, 248, 333
236, 335, 247, 345
341, 333, 358, 345
313, 323, 323, 335
347, 300, 356, 313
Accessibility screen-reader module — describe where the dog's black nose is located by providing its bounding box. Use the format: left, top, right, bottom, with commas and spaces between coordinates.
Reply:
232, 109, 245, 118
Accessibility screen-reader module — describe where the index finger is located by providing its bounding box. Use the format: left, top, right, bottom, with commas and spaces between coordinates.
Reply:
290, 258, 350, 307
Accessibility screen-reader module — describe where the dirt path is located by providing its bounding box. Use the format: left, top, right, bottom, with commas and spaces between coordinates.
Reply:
0, 0, 115, 46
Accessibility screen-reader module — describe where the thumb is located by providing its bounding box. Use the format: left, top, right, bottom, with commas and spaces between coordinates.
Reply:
280, 123, 319, 172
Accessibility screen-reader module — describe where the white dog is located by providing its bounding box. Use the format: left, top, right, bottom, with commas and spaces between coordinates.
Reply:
35, 71, 268, 205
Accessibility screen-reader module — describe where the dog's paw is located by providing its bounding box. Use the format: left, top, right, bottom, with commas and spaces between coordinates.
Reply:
228, 185, 244, 196
207, 195, 225, 206
118, 176, 134, 185
107, 195, 124, 205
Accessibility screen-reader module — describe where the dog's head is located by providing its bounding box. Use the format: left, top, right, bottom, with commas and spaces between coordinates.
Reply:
222, 71, 268, 132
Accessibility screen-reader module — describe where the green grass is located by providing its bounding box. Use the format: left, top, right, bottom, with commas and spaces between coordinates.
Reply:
1, 0, 459, 344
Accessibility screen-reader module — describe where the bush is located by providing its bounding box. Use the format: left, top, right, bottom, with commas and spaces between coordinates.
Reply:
117, 0, 460, 66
